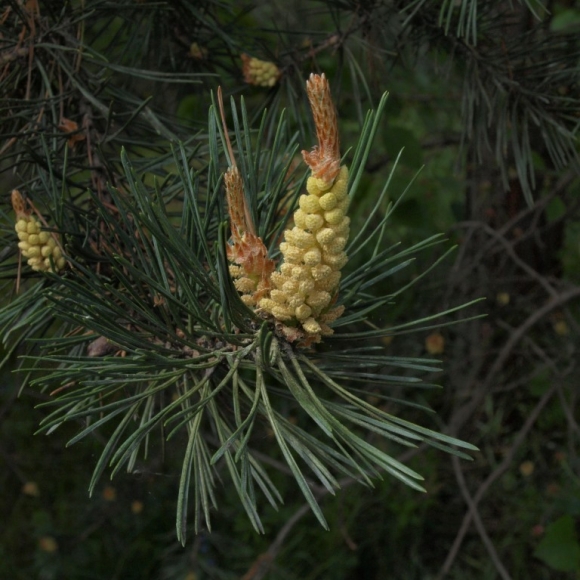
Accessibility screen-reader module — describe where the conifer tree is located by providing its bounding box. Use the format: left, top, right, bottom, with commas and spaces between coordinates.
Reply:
1, 1, 579, 576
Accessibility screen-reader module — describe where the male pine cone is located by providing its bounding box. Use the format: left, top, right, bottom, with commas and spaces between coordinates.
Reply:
12, 190, 65, 273
258, 73, 347, 342
258, 165, 348, 337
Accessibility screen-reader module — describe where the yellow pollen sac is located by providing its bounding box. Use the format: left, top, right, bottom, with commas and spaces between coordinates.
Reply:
290, 228, 315, 249
330, 220, 350, 238
319, 192, 338, 211
311, 264, 332, 281
306, 176, 332, 196
304, 214, 324, 232
241, 294, 257, 306
259, 298, 278, 311
315, 271, 342, 291
41, 245, 53, 258
303, 247, 322, 266
282, 244, 303, 263
306, 291, 331, 310
287, 294, 305, 308
235, 277, 257, 293
298, 279, 315, 294
26, 221, 39, 234
282, 279, 299, 294
272, 305, 293, 320
291, 265, 309, 280
324, 253, 348, 269
270, 272, 285, 288
316, 228, 336, 245
280, 263, 294, 276
270, 290, 287, 304
302, 317, 322, 334
337, 197, 350, 212
15, 219, 28, 233
324, 208, 345, 225
299, 194, 321, 214
293, 209, 308, 229
295, 304, 312, 320
331, 236, 348, 251
331, 167, 349, 198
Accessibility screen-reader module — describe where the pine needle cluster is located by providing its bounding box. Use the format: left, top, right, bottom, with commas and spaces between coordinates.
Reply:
0, 0, 516, 543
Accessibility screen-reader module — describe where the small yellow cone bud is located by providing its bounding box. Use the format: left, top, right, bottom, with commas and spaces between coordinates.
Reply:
299, 194, 321, 213
323, 252, 348, 269
287, 294, 305, 308
295, 304, 312, 320
291, 265, 309, 280
315, 271, 341, 291
14, 214, 65, 273
294, 209, 308, 229
425, 332, 445, 355
270, 272, 285, 287
316, 228, 336, 245
311, 264, 332, 281
304, 214, 324, 231
272, 306, 293, 320
306, 291, 331, 310
319, 192, 338, 210
241, 295, 256, 306
324, 208, 345, 225
282, 280, 299, 294
235, 277, 257, 293
298, 279, 315, 294
303, 248, 322, 266
271, 290, 287, 303
302, 317, 322, 334
241, 54, 281, 87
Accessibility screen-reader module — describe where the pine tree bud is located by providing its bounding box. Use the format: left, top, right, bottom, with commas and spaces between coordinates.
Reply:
258, 76, 348, 342
14, 215, 65, 273
241, 54, 281, 87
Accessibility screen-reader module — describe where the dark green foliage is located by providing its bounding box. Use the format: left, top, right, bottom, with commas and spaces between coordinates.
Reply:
1, 1, 579, 578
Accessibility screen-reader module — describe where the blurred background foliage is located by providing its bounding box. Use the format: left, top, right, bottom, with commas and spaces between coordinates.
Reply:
1, 0, 580, 578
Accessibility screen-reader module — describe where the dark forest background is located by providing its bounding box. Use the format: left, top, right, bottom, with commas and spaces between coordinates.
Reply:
1, 1, 580, 578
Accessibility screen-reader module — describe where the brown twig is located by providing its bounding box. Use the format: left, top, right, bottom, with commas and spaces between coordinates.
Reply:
437, 381, 560, 578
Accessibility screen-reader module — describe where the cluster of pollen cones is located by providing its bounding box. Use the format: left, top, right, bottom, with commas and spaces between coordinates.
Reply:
223, 73, 350, 345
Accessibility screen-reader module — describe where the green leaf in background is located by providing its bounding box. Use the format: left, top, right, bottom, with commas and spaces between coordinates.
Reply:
546, 196, 567, 222
550, 9, 580, 32
534, 515, 580, 572
176, 94, 202, 128
383, 125, 424, 169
